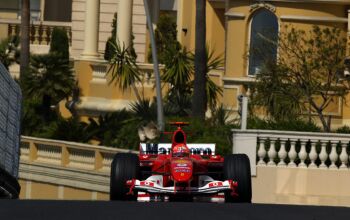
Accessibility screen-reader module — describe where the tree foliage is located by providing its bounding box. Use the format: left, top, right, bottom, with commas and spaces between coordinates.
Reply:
22, 53, 75, 120
104, 13, 117, 61
0, 36, 19, 70
162, 45, 223, 115
107, 41, 142, 101
148, 14, 179, 64
251, 25, 348, 131
50, 27, 69, 61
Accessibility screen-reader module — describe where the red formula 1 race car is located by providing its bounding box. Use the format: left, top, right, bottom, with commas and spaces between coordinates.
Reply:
110, 122, 251, 202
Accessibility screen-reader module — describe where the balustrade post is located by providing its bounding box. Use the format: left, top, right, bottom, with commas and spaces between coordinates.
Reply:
257, 140, 266, 166
30, 24, 36, 44
319, 141, 328, 169
8, 24, 15, 36
329, 141, 339, 170
95, 150, 103, 170
45, 26, 52, 45
288, 140, 297, 167
340, 142, 349, 170
267, 139, 276, 166
29, 141, 38, 162
277, 139, 287, 167
61, 145, 69, 167
298, 140, 307, 168
38, 23, 43, 44
309, 142, 318, 168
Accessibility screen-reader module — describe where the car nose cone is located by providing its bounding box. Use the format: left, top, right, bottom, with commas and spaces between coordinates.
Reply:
171, 159, 193, 182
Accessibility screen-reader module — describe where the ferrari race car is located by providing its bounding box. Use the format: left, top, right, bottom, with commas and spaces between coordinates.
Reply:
110, 122, 252, 202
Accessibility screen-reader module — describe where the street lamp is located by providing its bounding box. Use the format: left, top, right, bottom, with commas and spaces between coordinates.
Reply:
144, 0, 164, 132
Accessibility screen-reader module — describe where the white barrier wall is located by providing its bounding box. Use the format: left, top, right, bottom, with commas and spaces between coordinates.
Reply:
233, 129, 350, 206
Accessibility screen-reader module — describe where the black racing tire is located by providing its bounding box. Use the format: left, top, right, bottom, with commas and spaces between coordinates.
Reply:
110, 153, 140, 201
224, 154, 252, 203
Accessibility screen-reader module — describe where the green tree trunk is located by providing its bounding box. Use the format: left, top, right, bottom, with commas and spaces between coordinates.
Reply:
20, 0, 30, 80
192, 0, 207, 119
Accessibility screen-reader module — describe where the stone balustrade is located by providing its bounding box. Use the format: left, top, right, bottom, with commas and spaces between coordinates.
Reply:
232, 129, 350, 176
0, 19, 72, 45
20, 136, 136, 172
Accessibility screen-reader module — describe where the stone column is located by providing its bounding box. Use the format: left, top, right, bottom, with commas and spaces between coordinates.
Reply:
151, 0, 160, 29
40, 0, 45, 21
117, 0, 133, 48
81, 0, 100, 59
176, 0, 184, 43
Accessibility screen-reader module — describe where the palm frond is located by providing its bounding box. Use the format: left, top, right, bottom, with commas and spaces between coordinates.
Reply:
107, 41, 141, 91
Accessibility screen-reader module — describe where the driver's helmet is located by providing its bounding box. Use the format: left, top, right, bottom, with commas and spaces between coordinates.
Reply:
172, 143, 190, 158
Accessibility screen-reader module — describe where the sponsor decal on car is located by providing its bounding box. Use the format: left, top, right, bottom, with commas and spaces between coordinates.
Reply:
209, 182, 223, 188
140, 181, 154, 187
174, 168, 191, 173
176, 163, 188, 167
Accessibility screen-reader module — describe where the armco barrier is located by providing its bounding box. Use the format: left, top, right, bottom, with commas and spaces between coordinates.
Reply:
0, 62, 21, 198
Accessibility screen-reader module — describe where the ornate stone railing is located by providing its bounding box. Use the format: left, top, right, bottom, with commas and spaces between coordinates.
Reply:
20, 136, 136, 173
232, 129, 350, 176
0, 19, 72, 45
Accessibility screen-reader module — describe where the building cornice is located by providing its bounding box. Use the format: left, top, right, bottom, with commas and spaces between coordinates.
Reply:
265, 0, 350, 4
225, 12, 246, 19
280, 15, 348, 23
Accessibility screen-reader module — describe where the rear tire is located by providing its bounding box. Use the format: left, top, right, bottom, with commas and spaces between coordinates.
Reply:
224, 154, 252, 203
110, 153, 139, 201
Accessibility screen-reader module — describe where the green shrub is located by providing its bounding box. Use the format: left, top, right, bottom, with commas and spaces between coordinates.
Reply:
39, 116, 93, 143
104, 37, 115, 61
50, 27, 69, 60
87, 109, 136, 146
336, 125, 350, 133
248, 117, 321, 132
104, 13, 117, 60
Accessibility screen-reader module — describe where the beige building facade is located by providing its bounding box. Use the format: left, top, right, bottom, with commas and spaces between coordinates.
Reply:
1, 0, 350, 127
72, 0, 350, 128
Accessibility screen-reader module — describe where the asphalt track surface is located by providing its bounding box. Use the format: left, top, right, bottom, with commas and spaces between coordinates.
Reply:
1, 200, 350, 220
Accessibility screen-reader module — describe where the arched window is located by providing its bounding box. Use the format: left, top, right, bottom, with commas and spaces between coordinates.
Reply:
248, 9, 278, 75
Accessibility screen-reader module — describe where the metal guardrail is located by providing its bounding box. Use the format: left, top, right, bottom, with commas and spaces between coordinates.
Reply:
0, 62, 21, 178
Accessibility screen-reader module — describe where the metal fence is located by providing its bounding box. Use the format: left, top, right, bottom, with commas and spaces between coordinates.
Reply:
0, 62, 21, 178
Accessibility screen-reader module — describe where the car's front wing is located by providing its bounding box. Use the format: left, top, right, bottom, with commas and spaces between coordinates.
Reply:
126, 179, 237, 196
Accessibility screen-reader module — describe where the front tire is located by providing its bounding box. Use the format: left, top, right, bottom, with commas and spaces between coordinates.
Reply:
224, 154, 252, 203
110, 153, 139, 201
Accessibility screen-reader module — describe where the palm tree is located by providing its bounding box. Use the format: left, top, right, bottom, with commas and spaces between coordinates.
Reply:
22, 53, 75, 120
108, 41, 142, 102
192, 0, 207, 120
20, 0, 30, 81
87, 110, 134, 146
130, 98, 157, 122
162, 45, 193, 93
161, 45, 223, 116
161, 45, 193, 116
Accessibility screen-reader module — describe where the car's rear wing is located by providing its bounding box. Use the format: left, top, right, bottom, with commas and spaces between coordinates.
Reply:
140, 143, 216, 155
